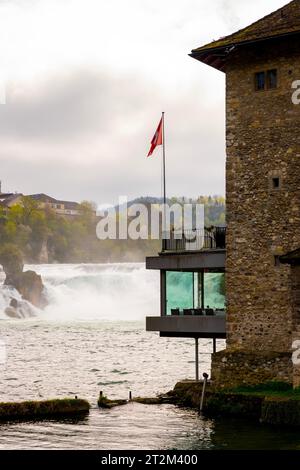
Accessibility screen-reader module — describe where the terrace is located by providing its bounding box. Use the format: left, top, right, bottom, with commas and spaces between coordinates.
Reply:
162, 226, 226, 253
145, 226, 227, 380
146, 269, 226, 339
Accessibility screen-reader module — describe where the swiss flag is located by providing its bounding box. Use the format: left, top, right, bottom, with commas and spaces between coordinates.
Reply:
147, 118, 163, 157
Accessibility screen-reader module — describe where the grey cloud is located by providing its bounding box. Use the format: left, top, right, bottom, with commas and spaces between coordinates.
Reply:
1, 69, 159, 140
0, 67, 225, 202
1, 0, 289, 203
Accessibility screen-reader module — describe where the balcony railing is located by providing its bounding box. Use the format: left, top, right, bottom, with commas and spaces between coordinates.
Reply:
169, 308, 226, 317
162, 226, 226, 253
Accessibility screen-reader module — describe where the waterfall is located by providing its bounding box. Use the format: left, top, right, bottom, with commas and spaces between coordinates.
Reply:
0, 263, 159, 321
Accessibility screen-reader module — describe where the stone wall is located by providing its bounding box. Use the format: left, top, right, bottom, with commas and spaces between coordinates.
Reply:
225, 36, 300, 355
291, 266, 300, 387
291, 265, 300, 324
211, 350, 293, 390
293, 362, 300, 389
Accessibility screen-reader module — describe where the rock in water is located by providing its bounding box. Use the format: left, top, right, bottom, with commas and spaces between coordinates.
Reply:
5, 297, 37, 318
0, 244, 47, 310
5, 271, 47, 309
5, 298, 22, 319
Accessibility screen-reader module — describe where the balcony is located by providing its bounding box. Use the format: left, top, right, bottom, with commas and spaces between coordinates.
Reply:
146, 226, 226, 271
162, 226, 226, 253
146, 313, 226, 339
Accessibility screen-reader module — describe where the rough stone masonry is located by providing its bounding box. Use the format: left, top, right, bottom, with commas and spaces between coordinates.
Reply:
191, 1, 300, 388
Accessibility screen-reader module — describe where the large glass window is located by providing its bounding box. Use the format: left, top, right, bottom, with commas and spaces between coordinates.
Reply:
165, 271, 225, 315
166, 272, 194, 315
204, 273, 225, 310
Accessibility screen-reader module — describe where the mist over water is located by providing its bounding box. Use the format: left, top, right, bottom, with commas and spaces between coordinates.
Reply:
0, 263, 159, 321
38, 263, 160, 322
0, 263, 224, 321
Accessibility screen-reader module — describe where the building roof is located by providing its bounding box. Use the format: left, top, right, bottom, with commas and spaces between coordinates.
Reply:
190, 0, 300, 71
28, 193, 58, 203
0, 193, 23, 207
280, 248, 300, 265
0, 193, 14, 200
28, 194, 80, 210
0, 192, 80, 212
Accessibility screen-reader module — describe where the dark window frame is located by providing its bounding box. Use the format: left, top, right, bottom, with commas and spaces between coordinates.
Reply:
254, 69, 278, 91
266, 69, 278, 90
254, 71, 265, 91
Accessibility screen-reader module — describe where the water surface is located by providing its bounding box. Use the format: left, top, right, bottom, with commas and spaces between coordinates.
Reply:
0, 263, 299, 450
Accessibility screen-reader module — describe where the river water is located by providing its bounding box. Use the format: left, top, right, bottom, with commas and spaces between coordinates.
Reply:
0, 263, 299, 450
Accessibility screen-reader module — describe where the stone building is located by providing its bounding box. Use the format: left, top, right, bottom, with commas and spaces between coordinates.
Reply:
190, 0, 300, 387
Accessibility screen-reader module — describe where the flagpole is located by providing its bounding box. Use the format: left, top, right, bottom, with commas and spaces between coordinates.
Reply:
162, 112, 167, 249
162, 111, 166, 206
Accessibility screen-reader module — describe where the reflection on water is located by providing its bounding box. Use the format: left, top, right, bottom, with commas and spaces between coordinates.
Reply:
0, 405, 213, 450
1, 405, 300, 450
0, 319, 218, 449
0, 321, 216, 402
0, 321, 299, 449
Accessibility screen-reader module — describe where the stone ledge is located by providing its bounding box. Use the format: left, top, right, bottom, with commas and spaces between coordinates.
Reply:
172, 381, 300, 427
0, 398, 90, 422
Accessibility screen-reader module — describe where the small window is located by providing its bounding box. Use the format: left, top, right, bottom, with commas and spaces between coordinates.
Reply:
272, 177, 280, 189
267, 69, 277, 89
255, 71, 265, 91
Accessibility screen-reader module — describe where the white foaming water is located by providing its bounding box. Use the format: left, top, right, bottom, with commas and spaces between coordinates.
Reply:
0, 268, 41, 319
11, 263, 160, 321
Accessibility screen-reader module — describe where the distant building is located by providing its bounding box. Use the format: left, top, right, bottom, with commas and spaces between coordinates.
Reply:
0, 188, 83, 218
27, 194, 81, 217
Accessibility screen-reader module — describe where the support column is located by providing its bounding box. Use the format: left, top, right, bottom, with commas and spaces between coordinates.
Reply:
161, 270, 166, 316
213, 338, 217, 354
201, 272, 204, 309
197, 271, 204, 309
195, 337, 199, 381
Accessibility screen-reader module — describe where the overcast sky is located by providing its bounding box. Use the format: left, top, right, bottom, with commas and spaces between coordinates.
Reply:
0, 0, 287, 204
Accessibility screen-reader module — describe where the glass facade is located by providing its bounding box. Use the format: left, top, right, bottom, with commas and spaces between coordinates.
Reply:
166, 271, 225, 315
166, 272, 194, 315
204, 273, 225, 310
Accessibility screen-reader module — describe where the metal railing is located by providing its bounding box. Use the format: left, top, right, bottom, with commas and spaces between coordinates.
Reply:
169, 308, 226, 317
162, 226, 226, 252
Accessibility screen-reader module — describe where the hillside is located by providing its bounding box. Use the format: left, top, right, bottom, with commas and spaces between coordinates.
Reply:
0, 195, 225, 263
